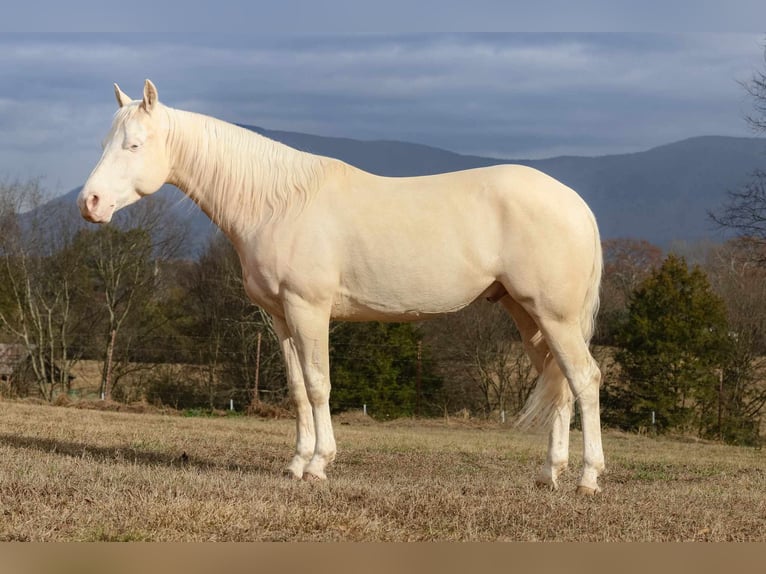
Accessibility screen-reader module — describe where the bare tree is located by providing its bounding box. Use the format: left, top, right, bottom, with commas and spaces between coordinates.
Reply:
0, 179, 85, 400
180, 232, 281, 410
424, 301, 536, 420
704, 239, 766, 443
742, 45, 766, 133
713, 171, 766, 246
78, 225, 154, 400
77, 194, 189, 401
712, 41, 766, 241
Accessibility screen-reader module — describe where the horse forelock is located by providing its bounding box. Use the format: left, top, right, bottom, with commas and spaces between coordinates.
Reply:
101, 105, 136, 147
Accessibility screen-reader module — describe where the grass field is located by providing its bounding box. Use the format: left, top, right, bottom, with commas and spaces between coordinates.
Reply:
0, 399, 764, 541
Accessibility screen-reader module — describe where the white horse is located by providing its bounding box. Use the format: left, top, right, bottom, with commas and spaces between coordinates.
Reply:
78, 80, 605, 494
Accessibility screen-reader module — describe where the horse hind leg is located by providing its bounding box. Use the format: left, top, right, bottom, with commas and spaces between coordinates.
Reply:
535, 317, 605, 494
519, 357, 574, 491
499, 295, 547, 372
500, 296, 573, 490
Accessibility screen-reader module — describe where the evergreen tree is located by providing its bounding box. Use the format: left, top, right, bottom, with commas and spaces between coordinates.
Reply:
616, 255, 732, 433
329, 322, 442, 419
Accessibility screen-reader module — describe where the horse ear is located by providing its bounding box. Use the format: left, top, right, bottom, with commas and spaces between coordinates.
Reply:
114, 83, 132, 108
141, 79, 159, 113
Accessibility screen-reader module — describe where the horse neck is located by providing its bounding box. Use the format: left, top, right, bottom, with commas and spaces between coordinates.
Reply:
164, 107, 329, 239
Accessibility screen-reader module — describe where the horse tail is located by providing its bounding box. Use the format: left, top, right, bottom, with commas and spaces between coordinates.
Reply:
580, 209, 602, 346
515, 209, 602, 430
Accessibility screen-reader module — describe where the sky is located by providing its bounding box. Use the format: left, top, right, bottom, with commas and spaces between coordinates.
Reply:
1, 30, 765, 195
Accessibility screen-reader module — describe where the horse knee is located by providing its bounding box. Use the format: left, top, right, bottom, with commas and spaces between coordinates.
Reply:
304, 372, 330, 406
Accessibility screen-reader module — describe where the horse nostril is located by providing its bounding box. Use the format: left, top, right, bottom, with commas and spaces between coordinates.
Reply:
86, 193, 100, 212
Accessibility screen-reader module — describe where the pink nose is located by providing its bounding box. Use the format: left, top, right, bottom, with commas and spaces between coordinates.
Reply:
79, 191, 103, 222
86, 193, 100, 213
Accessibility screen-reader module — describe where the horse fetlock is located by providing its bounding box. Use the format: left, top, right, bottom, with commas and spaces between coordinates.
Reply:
535, 477, 559, 491
285, 454, 310, 479
303, 453, 333, 479
535, 468, 560, 490
577, 466, 603, 494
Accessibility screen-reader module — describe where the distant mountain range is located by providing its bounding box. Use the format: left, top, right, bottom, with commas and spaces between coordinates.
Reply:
51, 127, 766, 256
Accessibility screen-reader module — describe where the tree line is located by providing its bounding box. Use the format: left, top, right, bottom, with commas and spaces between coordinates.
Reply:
1, 177, 765, 445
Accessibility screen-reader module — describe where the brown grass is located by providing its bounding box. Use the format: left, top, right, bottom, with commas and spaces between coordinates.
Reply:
0, 399, 764, 541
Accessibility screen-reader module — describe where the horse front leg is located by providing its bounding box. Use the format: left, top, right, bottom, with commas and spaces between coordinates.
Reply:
272, 315, 315, 479
282, 296, 336, 480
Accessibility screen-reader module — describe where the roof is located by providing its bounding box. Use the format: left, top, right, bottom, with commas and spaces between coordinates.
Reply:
0, 343, 29, 376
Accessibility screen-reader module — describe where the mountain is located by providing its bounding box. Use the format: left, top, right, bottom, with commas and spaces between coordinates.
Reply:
51, 128, 766, 255
526, 136, 766, 243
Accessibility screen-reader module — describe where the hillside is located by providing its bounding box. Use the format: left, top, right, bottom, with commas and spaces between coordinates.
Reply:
49, 130, 766, 254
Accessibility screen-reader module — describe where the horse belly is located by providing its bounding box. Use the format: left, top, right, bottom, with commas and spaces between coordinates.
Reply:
331, 290, 482, 322
330, 196, 507, 321
331, 258, 499, 322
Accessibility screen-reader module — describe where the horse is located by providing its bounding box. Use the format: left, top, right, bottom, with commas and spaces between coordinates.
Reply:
78, 80, 606, 494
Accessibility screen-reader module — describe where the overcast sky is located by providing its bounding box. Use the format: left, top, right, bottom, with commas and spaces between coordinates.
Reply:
1, 32, 765, 194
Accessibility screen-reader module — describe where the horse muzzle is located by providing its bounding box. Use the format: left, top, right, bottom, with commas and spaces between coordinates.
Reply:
78, 190, 115, 223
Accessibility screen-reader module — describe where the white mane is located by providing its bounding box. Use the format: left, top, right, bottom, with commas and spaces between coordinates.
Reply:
164, 107, 336, 234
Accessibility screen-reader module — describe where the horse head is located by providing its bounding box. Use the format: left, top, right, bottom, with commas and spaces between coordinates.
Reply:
78, 80, 171, 223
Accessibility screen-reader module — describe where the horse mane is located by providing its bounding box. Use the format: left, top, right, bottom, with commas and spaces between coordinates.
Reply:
164, 106, 336, 234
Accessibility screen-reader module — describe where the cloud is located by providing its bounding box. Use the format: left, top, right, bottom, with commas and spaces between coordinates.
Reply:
0, 33, 763, 192
6, 1, 766, 33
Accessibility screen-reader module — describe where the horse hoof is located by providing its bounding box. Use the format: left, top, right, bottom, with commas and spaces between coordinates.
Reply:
302, 471, 325, 482
283, 469, 302, 480
535, 478, 558, 491
575, 485, 599, 496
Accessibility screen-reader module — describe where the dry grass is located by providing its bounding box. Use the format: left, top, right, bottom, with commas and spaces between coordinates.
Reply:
0, 399, 764, 541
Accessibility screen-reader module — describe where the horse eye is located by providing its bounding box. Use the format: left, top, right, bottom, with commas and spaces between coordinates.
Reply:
129, 143, 140, 151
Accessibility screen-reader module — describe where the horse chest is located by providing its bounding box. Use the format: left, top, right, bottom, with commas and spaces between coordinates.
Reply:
239, 254, 282, 314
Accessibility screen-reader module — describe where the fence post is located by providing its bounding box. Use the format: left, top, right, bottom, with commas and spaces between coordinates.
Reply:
254, 331, 262, 402
416, 340, 422, 417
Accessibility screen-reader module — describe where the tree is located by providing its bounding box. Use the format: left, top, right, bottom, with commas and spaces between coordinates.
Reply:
598, 238, 663, 344
423, 301, 535, 419
742, 43, 766, 134
0, 179, 87, 400
177, 232, 282, 410
703, 238, 766, 444
712, 42, 766, 241
75, 226, 155, 400
75, 195, 189, 401
329, 321, 442, 419
713, 170, 766, 245
616, 255, 733, 434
